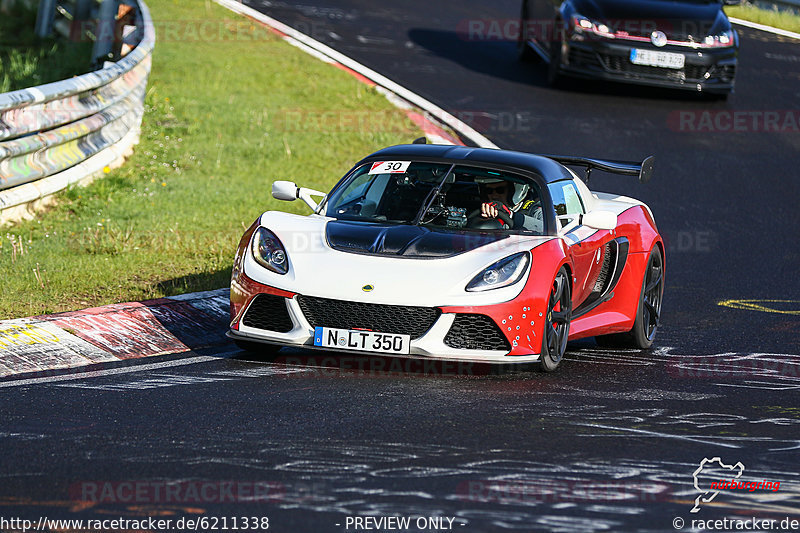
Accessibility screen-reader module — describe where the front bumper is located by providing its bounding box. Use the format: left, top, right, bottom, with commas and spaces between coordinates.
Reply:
230, 281, 544, 364
559, 40, 737, 93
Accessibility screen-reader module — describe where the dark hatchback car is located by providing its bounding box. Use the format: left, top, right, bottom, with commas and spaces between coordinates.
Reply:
517, 0, 738, 95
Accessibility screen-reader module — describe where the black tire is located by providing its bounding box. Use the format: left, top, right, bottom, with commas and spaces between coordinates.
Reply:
517, 2, 536, 62
539, 268, 572, 372
547, 38, 563, 87
596, 245, 664, 349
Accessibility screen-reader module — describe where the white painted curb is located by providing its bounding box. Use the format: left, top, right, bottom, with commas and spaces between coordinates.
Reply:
730, 16, 800, 40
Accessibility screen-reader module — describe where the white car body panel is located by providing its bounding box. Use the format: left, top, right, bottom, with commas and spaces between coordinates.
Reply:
243, 211, 558, 308
592, 191, 655, 222
233, 297, 536, 363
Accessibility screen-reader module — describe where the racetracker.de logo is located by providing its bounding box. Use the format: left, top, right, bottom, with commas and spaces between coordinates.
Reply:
668, 110, 800, 133
690, 458, 782, 512
456, 479, 670, 504
273, 355, 499, 377
455, 18, 701, 42
70, 481, 285, 503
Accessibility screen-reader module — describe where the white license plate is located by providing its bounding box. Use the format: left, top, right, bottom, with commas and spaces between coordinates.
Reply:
313, 327, 410, 355
630, 49, 684, 69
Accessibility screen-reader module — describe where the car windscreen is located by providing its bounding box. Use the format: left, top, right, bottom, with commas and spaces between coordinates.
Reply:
323, 161, 545, 235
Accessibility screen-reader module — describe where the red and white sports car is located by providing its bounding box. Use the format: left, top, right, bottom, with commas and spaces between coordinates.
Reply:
228, 144, 664, 371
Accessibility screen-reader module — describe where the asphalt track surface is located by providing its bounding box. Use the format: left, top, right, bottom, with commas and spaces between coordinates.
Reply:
2, 1, 800, 531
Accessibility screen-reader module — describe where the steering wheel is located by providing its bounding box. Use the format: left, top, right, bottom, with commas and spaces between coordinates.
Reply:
467, 206, 513, 229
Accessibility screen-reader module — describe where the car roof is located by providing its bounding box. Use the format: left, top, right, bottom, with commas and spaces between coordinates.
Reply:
363, 144, 575, 184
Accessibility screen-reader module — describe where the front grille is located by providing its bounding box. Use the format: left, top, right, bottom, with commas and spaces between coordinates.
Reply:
597, 21, 712, 43
444, 314, 511, 351
296, 295, 440, 339
568, 47, 603, 69
242, 294, 294, 332
597, 52, 708, 82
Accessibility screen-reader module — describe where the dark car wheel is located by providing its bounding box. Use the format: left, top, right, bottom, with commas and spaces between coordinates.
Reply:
596, 245, 664, 349
517, 1, 536, 62
539, 268, 572, 372
547, 38, 563, 87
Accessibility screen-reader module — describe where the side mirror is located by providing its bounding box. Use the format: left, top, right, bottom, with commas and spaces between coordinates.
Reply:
272, 180, 326, 211
582, 210, 617, 231
272, 181, 299, 201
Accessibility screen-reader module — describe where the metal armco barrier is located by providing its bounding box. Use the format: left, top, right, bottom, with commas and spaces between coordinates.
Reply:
0, 0, 154, 223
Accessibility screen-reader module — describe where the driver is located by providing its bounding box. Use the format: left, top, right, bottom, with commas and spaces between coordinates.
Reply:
480, 179, 543, 232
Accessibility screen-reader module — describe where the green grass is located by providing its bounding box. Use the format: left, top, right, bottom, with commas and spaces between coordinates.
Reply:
0, 0, 421, 319
0, 2, 93, 92
726, 2, 800, 34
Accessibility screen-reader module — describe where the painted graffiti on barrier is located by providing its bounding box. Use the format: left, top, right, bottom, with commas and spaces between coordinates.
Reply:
0, 59, 150, 190
0, 0, 155, 221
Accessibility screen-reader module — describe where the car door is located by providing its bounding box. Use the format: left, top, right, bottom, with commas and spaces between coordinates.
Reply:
548, 180, 611, 307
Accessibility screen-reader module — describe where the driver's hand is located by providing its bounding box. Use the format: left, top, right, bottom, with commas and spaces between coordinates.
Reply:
480, 202, 499, 219
481, 201, 512, 220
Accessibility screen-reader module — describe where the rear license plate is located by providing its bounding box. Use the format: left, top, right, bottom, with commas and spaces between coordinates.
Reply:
313, 327, 410, 355
630, 49, 684, 69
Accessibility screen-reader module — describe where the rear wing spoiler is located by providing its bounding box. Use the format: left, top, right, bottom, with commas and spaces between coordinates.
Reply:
545, 155, 655, 184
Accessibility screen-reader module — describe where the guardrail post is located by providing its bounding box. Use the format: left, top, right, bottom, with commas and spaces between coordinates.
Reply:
71, 0, 94, 42
74, 0, 93, 20
34, 0, 57, 37
92, 0, 119, 64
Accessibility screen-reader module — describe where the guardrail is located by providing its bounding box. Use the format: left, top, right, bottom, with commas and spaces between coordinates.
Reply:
0, 0, 154, 224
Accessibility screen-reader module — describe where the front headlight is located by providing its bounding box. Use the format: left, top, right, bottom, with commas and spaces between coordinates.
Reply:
251, 227, 289, 274
571, 14, 613, 38
466, 252, 530, 292
703, 29, 734, 47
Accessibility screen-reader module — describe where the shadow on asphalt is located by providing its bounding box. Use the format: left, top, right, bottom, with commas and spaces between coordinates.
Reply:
156, 268, 231, 298
407, 27, 731, 103
233, 347, 544, 377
